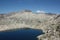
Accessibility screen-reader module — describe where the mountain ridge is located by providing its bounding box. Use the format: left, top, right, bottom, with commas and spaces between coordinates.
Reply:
0, 10, 60, 40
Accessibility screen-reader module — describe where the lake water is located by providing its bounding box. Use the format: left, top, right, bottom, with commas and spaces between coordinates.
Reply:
0, 28, 44, 40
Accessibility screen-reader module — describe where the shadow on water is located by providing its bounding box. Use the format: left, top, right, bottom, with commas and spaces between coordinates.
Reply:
0, 28, 44, 40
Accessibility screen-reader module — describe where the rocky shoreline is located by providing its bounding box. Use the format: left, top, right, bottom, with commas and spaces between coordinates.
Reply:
0, 11, 60, 40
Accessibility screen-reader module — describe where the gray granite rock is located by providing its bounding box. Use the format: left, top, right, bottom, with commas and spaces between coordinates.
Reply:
0, 11, 60, 40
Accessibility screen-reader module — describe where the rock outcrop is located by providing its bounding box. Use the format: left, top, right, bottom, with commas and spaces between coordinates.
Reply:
37, 14, 60, 40
0, 10, 60, 40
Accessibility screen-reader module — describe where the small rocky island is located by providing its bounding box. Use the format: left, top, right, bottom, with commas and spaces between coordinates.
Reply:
0, 10, 60, 40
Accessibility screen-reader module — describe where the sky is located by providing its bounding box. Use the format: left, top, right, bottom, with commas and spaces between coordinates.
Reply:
0, 0, 60, 14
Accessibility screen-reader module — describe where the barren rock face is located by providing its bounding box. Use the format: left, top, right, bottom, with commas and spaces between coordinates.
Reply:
37, 15, 60, 40
0, 10, 60, 40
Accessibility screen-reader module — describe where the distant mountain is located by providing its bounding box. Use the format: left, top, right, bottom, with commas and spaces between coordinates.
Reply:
0, 10, 60, 40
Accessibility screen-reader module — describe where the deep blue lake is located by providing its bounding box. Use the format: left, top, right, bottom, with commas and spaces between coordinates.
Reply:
0, 28, 44, 40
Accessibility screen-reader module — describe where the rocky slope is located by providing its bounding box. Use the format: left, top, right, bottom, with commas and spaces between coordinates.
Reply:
0, 10, 60, 40
37, 14, 60, 40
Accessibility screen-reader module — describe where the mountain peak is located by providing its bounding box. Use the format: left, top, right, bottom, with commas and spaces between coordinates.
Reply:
21, 9, 32, 12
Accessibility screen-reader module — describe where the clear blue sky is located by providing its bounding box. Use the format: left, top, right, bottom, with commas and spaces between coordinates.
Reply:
0, 0, 60, 14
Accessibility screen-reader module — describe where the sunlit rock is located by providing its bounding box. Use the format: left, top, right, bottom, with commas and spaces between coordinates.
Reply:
0, 10, 60, 40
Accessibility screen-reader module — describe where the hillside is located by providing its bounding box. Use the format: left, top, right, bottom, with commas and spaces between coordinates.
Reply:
0, 10, 60, 40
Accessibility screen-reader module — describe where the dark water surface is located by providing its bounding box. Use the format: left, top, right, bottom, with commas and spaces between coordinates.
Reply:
0, 28, 44, 40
